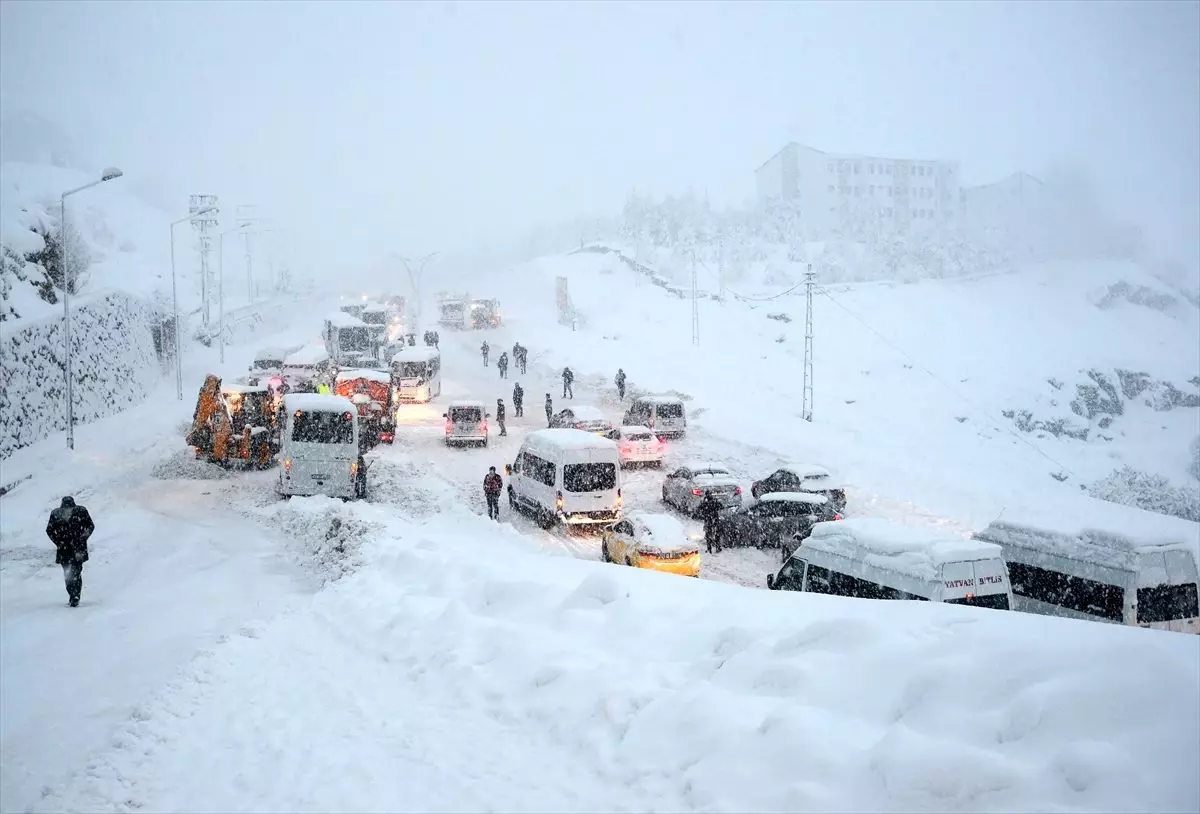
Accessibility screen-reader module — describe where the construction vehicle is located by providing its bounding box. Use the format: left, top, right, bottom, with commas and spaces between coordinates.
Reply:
186, 375, 276, 469
437, 292, 471, 330
469, 298, 501, 329
323, 311, 382, 367
334, 368, 395, 447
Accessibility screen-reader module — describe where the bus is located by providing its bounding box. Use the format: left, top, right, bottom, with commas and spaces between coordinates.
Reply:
389, 346, 442, 403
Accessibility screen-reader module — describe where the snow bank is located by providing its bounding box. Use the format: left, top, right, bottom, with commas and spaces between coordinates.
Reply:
43, 472, 1200, 813
0, 289, 162, 457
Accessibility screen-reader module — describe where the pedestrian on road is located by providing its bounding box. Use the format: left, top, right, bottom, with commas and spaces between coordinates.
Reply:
481, 341, 490, 366
544, 393, 554, 426
697, 490, 722, 554
615, 368, 627, 400
512, 342, 520, 361
46, 496, 94, 607
562, 367, 574, 399
512, 382, 524, 417
498, 352, 509, 379
432, 330, 440, 349
496, 398, 507, 436
483, 466, 503, 521
520, 347, 528, 375
505, 464, 517, 510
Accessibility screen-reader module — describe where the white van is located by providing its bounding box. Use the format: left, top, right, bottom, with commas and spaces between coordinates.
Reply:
277, 394, 365, 500
444, 400, 489, 447
974, 509, 1199, 634
622, 395, 687, 438
390, 346, 442, 403
768, 518, 1013, 610
507, 428, 623, 529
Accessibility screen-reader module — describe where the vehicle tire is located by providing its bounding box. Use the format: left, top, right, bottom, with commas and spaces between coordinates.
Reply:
538, 510, 556, 530
751, 484, 760, 500
625, 556, 634, 567
661, 485, 669, 505
601, 541, 611, 562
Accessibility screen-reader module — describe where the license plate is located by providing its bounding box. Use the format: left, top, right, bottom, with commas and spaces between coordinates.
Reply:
311, 474, 329, 480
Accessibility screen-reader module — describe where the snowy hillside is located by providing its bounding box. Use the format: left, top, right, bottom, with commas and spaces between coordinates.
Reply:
442, 250, 1200, 527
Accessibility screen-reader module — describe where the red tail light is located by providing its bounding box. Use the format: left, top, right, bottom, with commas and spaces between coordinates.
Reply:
834, 513, 844, 521
480, 420, 488, 433
691, 488, 703, 496
444, 418, 451, 434
734, 486, 743, 496
656, 436, 666, 444
283, 458, 292, 472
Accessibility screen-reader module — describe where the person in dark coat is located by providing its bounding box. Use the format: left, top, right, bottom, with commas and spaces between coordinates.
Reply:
512, 382, 524, 417
497, 352, 509, 379
615, 368, 627, 400
518, 345, 528, 375
45, 496, 94, 607
481, 341, 490, 366
512, 342, 520, 361
544, 393, 554, 426
432, 330, 440, 349
562, 367, 574, 399
697, 490, 722, 554
483, 466, 503, 520
496, 398, 507, 436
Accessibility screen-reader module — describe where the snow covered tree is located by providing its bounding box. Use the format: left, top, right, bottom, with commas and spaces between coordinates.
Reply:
1088, 465, 1200, 522
1190, 436, 1200, 482
26, 215, 91, 297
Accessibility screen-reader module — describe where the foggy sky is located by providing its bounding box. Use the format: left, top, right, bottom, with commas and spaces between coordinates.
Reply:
1, 0, 1196, 277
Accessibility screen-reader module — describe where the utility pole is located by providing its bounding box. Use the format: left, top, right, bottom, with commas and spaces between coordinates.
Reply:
237, 205, 259, 305
802, 265, 815, 422
690, 251, 700, 346
400, 252, 437, 334
190, 194, 219, 329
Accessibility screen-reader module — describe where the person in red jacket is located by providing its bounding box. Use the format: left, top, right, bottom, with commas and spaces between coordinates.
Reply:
483, 466, 503, 521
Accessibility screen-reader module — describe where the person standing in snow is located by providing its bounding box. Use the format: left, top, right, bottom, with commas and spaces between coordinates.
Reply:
497, 352, 509, 379
615, 368, 627, 400
481, 340, 490, 366
544, 393, 554, 426
697, 490, 722, 554
562, 367, 574, 399
495, 398, 507, 436
432, 330, 440, 349
512, 382, 524, 417
512, 342, 520, 362
45, 496, 94, 607
483, 466, 503, 520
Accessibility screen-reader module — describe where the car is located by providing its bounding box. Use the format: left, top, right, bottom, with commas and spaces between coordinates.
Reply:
616, 425, 665, 468
550, 405, 617, 439
601, 511, 701, 577
443, 400, 489, 447
661, 461, 743, 516
713, 492, 842, 555
750, 463, 847, 513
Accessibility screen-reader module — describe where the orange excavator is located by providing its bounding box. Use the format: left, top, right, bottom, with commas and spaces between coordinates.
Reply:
186, 374, 275, 469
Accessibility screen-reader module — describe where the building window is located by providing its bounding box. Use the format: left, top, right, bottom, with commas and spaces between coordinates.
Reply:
854, 162, 861, 174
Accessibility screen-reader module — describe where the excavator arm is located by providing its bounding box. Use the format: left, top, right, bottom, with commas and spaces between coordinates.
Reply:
186, 374, 232, 461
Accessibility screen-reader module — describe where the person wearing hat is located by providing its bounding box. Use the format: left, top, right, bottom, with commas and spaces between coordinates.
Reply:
483, 466, 503, 521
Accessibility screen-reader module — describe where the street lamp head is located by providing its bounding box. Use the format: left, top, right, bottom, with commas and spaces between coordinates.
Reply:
192, 206, 215, 217
100, 167, 124, 182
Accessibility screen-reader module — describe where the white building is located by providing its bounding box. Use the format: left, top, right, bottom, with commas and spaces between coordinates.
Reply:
754, 142, 961, 235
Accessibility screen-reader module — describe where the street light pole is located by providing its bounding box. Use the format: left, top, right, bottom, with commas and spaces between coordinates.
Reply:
60, 167, 123, 450
170, 206, 215, 400
400, 251, 437, 334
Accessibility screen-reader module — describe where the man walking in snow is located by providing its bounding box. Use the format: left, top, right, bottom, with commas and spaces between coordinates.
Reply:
615, 368, 627, 400
483, 466, 503, 521
545, 393, 554, 426
517, 344, 528, 375
496, 398, 507, 436
562, 367, 574, 400
497, 352, 509, 379
46, 496, 94, 607
697, 490, 722, 554
512, 382, 524, 417
481, 340, 490, 366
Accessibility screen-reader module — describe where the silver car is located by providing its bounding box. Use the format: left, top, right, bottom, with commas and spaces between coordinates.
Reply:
443, 400, 489, 447
661, 461, 743, 517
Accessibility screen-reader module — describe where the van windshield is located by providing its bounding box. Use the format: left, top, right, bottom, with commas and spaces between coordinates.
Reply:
292, 411, 355, 444
395, 361, 430, 378
946, 593, 1010, 611
657, 402, 684, 419
563, 462, 616, 492
338, 327, 372, 352
1137, 583, 1199, 624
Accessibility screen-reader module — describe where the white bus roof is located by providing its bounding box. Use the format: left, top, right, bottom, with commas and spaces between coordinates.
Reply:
391, 347, 440, 363
283, 393, 356, 414
254, 345, 300, 362
336, 368, 391, 384
524, 428, 619, 452
806, 518, 1002, 582
284, 346, 331, 365
221, 383, 267, 395
326, 311, 367, 328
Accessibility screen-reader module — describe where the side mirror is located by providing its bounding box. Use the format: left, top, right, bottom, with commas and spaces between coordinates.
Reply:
766, 573, 776, 590
441, 413, 448, 419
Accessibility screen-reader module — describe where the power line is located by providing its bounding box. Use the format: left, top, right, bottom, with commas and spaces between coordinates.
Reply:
813, 284, 1078, 477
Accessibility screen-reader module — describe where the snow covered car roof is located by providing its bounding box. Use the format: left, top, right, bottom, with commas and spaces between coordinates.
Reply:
390, 347, 440, 363
284, 346, 331, 365
680, 460, 731, 474
562, 405, 607, 422
326, 311, 367, 328
759, 492, 829, 506
618, 425, 654, 437
807, 518, 1003, 581
336, 368, 391, 384
633, 394, 684, 404
626, 511, 698, 556
525, 428, 619, 452
283, 393, 356, 414
254, 345, 301, 363
221, 383, 267, 395
447, 400, 486, 409
780, 463, 834, 480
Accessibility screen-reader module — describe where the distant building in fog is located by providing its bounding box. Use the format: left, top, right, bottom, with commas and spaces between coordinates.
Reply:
754, 142, 961, 234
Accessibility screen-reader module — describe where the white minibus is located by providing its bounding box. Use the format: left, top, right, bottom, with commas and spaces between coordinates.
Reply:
277, 394, 365, 500
390, 346, 442, 403
768, 517, 1014, 609
507, 429, 623, 529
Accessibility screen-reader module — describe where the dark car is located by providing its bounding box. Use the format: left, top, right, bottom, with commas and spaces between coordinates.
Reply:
750, 463, 847, 513
549, 405, 617, 440
714, 493, 842, 556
